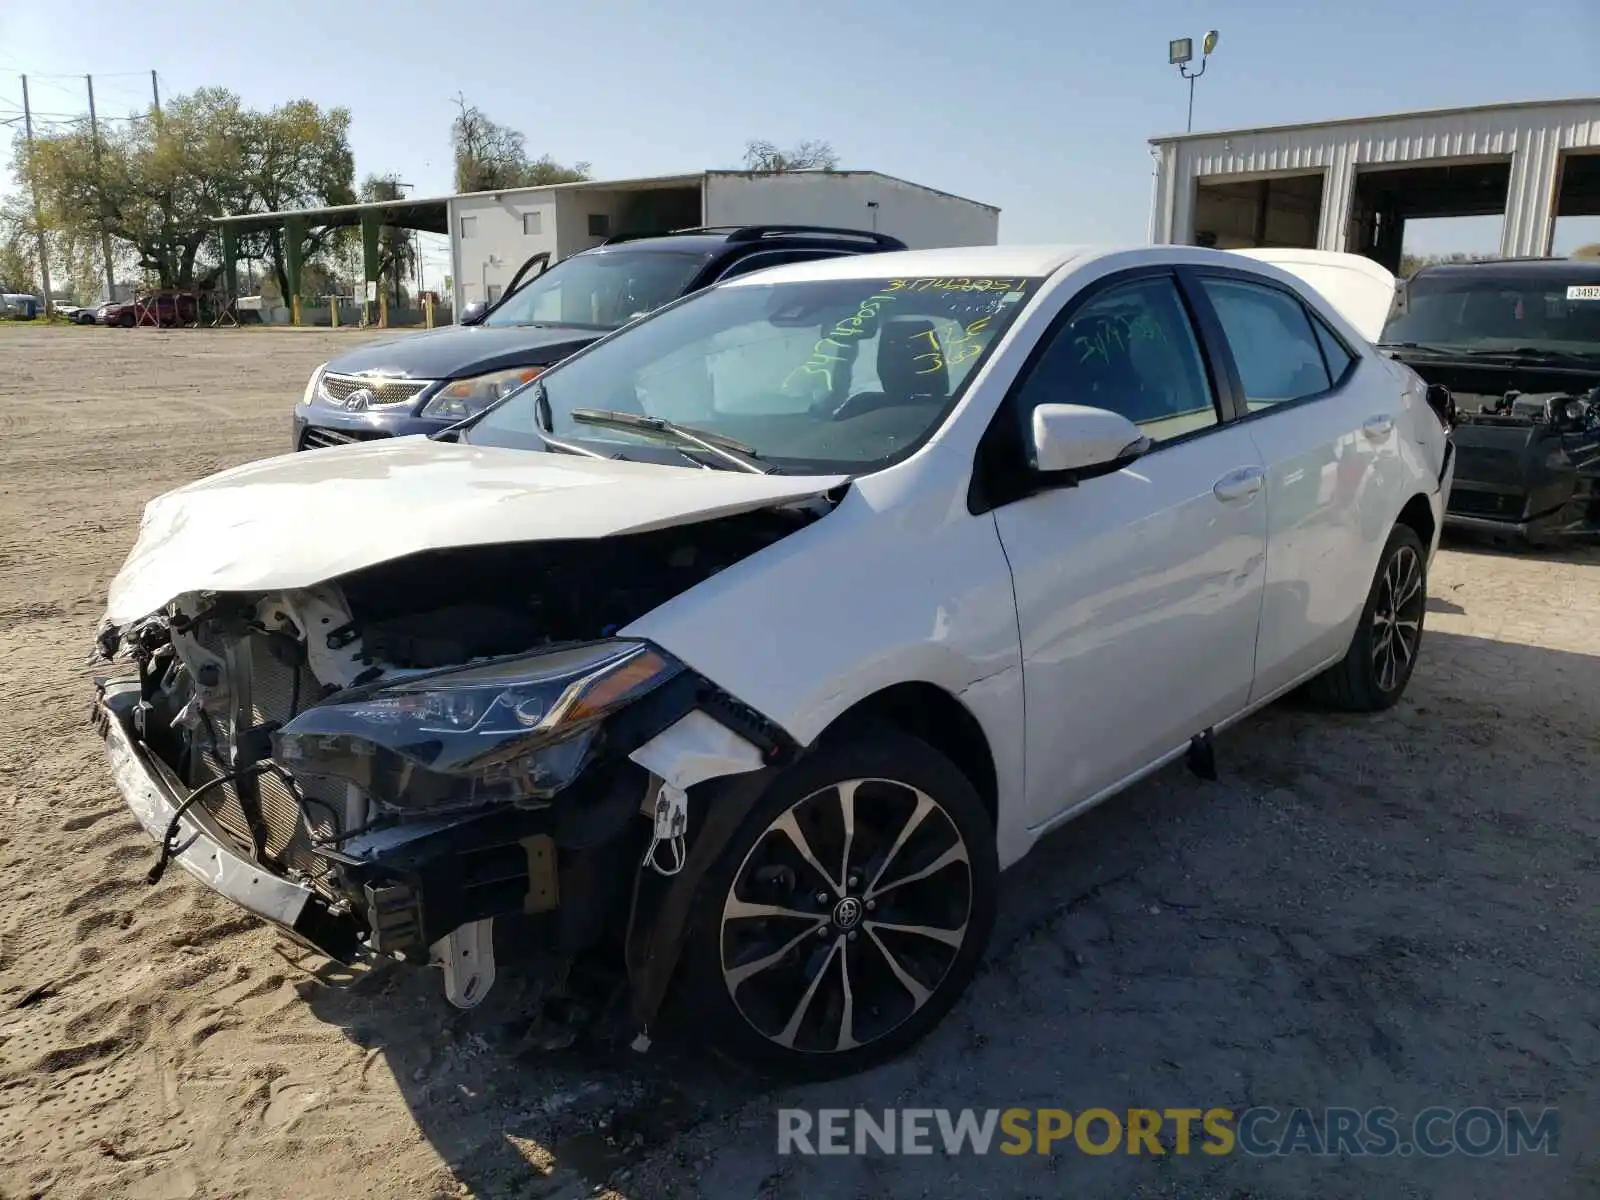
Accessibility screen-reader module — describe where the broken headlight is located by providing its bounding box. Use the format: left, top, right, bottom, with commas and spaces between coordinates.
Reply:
273, 640, 681, 814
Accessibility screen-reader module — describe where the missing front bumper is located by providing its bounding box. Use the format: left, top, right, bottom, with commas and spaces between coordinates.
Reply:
93, 679, 363, 961
92, 679, 651, 971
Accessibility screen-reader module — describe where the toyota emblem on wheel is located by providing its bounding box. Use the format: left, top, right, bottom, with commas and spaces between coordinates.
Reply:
832, 896, 863, 930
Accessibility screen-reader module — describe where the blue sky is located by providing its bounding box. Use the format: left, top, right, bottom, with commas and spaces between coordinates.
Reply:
4, 0, 1599, 287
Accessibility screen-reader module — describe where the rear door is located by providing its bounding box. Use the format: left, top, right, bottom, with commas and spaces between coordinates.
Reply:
1185, 267, 1406, 701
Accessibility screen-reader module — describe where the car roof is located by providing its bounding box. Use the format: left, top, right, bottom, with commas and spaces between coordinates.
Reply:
721, 243, 1107, 285
581, 225, 905, 259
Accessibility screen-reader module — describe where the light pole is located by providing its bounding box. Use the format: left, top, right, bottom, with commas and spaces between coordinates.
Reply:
1169, 30, 1219, 133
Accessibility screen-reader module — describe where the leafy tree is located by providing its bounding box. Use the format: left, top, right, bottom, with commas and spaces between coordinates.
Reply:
451, 95, 590, 193
237, 98, 357, 300
0, 211, 39, 294
359, 172, 416, 306
1572, 242, 1600, 261
742, 139, 839, 172
10, 88, 353, 295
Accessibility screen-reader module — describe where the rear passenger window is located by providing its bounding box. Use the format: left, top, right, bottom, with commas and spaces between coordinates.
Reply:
1199, 277, 1332, 410
1011, 275, 1220, 445
1311, 316, 1355, 383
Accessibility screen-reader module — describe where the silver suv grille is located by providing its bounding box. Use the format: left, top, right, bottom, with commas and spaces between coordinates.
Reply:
318, 372, 433, 406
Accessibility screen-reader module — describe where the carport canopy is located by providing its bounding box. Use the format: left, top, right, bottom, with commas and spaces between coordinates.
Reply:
214, 195, 452, 321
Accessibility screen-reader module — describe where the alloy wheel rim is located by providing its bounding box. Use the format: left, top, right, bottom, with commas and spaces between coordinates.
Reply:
719, 777, 973, 1055
1371, 544, 1424, 693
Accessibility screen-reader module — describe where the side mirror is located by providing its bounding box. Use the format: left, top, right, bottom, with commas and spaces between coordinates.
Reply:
460, 300, 488, 324
1028, 403, 1151, 478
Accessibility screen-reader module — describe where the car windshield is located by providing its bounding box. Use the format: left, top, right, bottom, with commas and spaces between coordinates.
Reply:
481, 250, 709, 330
467, 274, 1040, 473
1380, 273, 1600, 357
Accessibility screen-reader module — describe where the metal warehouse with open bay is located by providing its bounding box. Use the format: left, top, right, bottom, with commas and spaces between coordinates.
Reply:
1148, 96, 1600, 269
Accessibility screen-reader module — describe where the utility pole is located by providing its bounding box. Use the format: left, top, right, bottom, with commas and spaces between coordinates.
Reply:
151, 70, 161, 118
86, 75, 116, 299
20, 76, 55, 318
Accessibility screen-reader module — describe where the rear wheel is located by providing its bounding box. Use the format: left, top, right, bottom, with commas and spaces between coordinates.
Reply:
1310, 523, 1428, 711
681, 728, 997, 1080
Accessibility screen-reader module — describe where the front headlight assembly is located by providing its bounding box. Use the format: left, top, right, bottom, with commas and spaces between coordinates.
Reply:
420, 366, 546, 421
301, 361, 329, 407
274, 640, 682, 814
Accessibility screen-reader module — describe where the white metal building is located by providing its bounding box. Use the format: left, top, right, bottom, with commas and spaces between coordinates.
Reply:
1149, 97, 1600, 271
449, 169, 1001, 307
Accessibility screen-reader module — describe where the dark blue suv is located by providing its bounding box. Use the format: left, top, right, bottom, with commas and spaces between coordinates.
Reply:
292, 224, 907, 451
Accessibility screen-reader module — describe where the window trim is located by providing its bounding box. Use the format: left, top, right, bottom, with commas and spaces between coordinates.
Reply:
1179, 265, 1362, 426
710, 248, 850, 284
969, 265, 1236, 515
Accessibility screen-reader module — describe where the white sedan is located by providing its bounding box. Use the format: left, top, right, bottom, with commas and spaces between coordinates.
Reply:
91, 243, 1452, 1080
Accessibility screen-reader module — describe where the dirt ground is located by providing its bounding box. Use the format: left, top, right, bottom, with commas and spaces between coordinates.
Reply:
0, 324, 1596, 1200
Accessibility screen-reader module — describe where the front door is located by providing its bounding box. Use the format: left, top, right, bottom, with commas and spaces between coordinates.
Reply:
988, 271, 1269, 829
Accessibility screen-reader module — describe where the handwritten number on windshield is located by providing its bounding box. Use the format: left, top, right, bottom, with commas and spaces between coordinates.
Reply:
884, 278, 1020, 293
783, 292, 900, 392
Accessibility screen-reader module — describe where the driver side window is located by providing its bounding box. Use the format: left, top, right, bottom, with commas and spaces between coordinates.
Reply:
1012, 275, 1219, 444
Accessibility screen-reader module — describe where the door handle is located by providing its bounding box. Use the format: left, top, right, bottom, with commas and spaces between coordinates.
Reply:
1363, 414, 1394, 440
1212, 465, 1265, 503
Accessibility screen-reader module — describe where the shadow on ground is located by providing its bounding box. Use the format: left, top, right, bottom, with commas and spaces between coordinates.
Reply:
300, 631, 1599, 1200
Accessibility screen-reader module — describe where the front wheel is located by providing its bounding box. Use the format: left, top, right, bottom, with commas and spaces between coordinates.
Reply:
680, 728, 997, 1080
1310, 523, 1428, 711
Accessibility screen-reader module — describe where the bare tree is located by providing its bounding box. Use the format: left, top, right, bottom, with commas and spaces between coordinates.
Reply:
742, 139, 839, 173
451, 94, 589, 193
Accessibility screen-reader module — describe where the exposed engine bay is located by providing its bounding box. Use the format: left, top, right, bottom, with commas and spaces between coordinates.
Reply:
1390, 352, 1600, 537
90, 506, 813, 1011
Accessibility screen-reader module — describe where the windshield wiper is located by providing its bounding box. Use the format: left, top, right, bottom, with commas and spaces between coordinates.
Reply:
1378, 341, 1464, 355
569, 408, 779, 474
1453, 347, 1600, 365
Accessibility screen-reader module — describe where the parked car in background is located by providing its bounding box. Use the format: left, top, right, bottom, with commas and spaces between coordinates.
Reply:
292, 224, 907, 451
1379, 256, 1600, 543
92, 243, 1451, 1080
98, 291, 200, 328
53, 304, 99, 325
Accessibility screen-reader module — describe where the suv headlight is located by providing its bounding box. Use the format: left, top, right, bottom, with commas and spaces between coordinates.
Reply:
302, 361, 329, 407
421, 366, 546, 421
273, 640, 681, 814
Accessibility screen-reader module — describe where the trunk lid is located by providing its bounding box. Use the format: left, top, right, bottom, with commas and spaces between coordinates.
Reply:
1233, 249, 1398, 342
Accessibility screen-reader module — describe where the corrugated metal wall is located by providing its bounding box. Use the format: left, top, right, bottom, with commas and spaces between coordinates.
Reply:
1151, 99, 1600, 257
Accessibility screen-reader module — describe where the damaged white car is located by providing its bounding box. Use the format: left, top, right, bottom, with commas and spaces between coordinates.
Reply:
91, 244, 1453, 1079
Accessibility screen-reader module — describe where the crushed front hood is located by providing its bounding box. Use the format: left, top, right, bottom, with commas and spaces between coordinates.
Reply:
105, 438, 847, 624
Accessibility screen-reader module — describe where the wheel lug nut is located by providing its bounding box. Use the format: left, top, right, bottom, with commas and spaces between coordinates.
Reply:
816, 892, 829, 904
847, 931, 857, 941
865, 899, 876, 911
817, 926, 830, 938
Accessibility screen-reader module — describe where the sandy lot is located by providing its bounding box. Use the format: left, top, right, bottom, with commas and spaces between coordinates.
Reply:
0, 324, 1597, 1200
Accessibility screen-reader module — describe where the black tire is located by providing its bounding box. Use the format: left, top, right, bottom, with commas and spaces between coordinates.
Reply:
119, 311, 134, 328
1309, 523, 1428, 711
678, 726, 998, 1081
